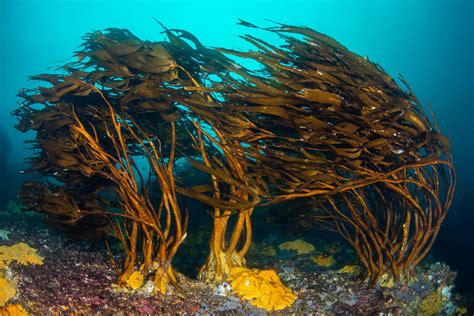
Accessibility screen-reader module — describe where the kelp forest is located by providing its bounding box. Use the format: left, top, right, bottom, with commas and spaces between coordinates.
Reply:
8, 20, 455, 312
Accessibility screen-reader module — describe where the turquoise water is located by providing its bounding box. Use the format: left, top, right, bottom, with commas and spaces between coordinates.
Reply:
1, 0, 473, 296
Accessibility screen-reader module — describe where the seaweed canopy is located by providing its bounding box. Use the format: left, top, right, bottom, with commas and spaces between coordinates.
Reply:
14, 28, 198, 293
14, 26, 265, 291
170, 20, 455, 285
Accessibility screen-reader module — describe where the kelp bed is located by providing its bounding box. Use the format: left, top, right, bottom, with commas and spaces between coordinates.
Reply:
7, 20, 457, 313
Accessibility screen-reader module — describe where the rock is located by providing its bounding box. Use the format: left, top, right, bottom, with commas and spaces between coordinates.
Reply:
313, 255, 335, 267
278, 239, 315, 255
339, 265, 362, 275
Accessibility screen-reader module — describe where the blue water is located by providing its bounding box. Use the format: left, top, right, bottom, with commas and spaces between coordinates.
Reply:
1, 0, 473, 293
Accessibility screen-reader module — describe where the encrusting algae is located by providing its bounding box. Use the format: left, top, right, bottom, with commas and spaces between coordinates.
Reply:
418, 291, 444, 315
278, 239, 315, 255
339, 265, 362, 275
226, 267, 297, 311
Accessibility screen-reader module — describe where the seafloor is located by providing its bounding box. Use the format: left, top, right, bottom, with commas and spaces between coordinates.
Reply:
0, 201, 470, 315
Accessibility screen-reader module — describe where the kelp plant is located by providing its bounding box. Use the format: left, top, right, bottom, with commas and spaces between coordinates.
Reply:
175, 20, 455, 285
14, 26, 265, 292
158, 25, 268, 282
15, 29, 195, 293
14, 20, 455, 297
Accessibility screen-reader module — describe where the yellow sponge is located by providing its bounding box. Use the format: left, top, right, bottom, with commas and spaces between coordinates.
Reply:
0, 304, 27, 316
0, 242, 43, 311
125, 271, 144, 290
0, 277, 16, 307
227, 267, 297, 311
0, 243, 43, 267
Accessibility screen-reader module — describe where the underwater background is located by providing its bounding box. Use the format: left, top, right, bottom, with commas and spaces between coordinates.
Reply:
0, 0, 473, 313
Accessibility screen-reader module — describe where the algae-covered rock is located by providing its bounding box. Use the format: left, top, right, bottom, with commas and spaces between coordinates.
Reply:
338, 265, 362, 275
418, 291, 444, 315
278, 239, 315, 255
227, 267, 296, 311
378, 273, 395, 288
313, 254, 335, 267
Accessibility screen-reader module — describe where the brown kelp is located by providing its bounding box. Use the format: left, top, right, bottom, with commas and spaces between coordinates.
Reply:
13, 21, 455, 294
178, 117, 263, 282
15, 29, 194, 293
14, 26, 265, 290
173, 20, 455, 285
147, 23, 268, 282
